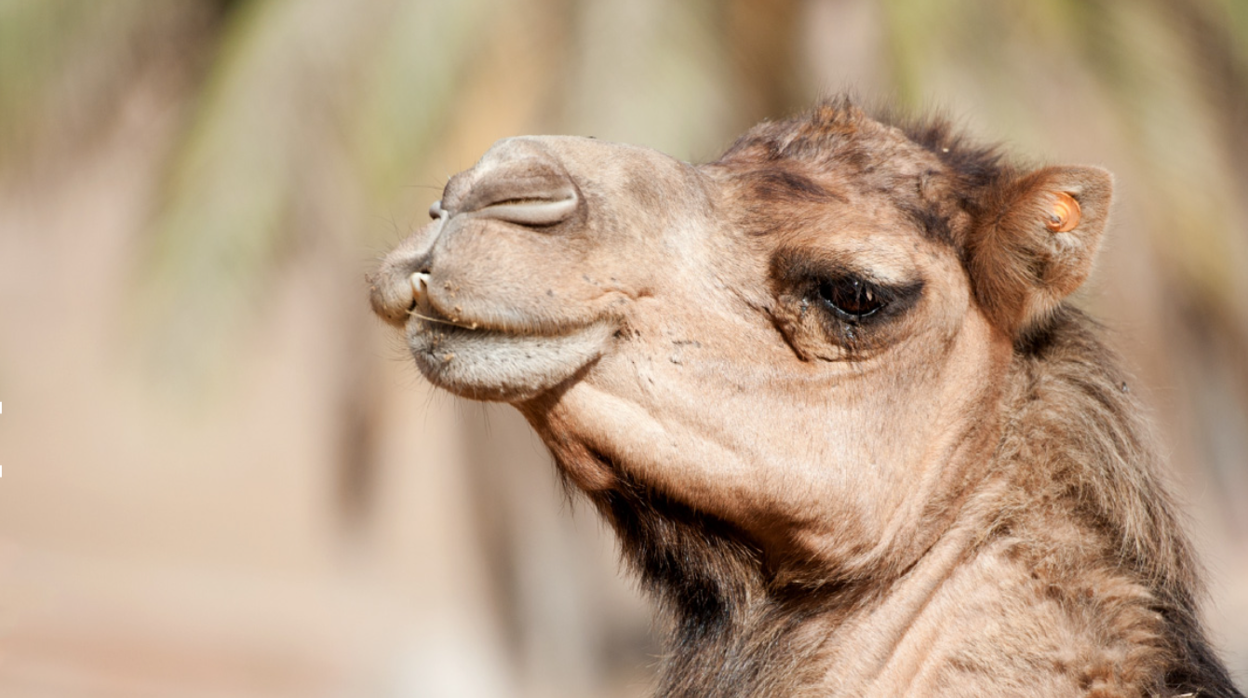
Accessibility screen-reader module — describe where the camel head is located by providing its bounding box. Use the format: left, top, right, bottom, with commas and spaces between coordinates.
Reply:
368, 101, 1248, 698
369, 100, 1113, 581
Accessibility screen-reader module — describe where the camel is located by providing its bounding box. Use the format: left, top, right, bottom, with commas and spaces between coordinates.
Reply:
369, 99, 1243, 697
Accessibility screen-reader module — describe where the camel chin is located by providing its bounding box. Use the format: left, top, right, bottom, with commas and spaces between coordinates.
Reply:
406, 317, 614, 402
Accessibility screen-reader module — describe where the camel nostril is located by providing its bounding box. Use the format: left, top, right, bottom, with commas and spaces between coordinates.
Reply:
449, 144, 581, 228
477, 189, 578, 227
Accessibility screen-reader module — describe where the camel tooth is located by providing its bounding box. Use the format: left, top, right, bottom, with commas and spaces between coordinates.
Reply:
409, 271, 434, 314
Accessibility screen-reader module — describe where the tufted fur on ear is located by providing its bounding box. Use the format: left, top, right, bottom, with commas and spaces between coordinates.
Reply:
965, 165, 1113, 339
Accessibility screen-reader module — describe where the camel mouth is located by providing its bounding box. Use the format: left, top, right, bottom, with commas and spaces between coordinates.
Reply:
404, 310, 615, 403
392, 267, 617, 402
404, 271, 606, 339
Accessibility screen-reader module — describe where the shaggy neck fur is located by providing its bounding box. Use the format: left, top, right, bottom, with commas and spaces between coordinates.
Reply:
570, 308, 1241, 698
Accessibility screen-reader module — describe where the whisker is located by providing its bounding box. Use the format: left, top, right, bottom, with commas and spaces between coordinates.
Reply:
406, 308, 480, 331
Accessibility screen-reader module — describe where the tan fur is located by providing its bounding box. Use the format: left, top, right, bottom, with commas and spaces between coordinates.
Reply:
370, 99, 1242, 697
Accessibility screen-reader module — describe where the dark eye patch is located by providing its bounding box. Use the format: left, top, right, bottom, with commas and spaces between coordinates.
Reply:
770, 248, 925, 349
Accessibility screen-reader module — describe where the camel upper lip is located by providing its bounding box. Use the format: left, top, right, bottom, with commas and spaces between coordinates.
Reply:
406, 270, 608, 338
407, 295, 604, 339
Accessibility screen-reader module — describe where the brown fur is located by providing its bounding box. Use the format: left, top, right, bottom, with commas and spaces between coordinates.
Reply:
370, 98, 1242, 697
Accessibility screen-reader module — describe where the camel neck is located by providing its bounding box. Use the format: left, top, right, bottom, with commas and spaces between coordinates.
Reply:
589, 465, 1007, 698
806, 480, 1007, 696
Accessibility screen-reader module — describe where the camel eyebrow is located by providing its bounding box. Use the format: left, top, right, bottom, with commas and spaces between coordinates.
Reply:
742, 168, 847, 204
769, 248, 920, 292
899, 200, 955, 246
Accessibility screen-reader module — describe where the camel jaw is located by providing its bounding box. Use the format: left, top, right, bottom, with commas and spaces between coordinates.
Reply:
405, 315, 615, 402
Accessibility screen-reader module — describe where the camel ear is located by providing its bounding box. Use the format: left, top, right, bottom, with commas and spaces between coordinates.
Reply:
966, 165, 1113, 338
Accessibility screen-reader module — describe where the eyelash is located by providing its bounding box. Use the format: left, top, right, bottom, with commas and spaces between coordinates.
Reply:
817, 276, 886, 321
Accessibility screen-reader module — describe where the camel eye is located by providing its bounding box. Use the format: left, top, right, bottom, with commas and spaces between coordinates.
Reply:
818, 276, 885, 320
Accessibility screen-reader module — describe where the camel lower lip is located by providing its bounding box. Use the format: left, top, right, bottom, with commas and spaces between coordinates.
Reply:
405, 318, 614, 402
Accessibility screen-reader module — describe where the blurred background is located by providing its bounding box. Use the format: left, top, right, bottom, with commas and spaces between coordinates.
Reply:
0, 0, 1245, 695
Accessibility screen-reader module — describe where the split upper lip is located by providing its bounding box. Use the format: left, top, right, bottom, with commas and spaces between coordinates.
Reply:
403, 277, 605, 338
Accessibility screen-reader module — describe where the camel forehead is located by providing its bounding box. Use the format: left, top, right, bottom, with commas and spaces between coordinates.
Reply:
721, 101, 941, 174
708, 103, 989, 251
